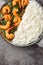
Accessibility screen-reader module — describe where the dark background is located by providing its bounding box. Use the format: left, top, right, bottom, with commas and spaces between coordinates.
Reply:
0, 0, 43, 65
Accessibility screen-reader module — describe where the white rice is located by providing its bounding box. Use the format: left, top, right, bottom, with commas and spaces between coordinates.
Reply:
12, 0, 43, 46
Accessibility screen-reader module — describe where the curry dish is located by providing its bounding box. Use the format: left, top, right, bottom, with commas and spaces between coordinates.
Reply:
0, 0, 29, 40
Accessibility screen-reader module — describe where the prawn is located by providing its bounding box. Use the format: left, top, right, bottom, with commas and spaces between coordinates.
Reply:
12, 0, 16, 6
21, 0, 29, 8
12, 8, 18, 16
5, 27, 14, 39
12, 0, 21, 8
13, 16, 21, 26
0, 22, 10, 30
2, 5, 10, 14
3, 14, 12, 21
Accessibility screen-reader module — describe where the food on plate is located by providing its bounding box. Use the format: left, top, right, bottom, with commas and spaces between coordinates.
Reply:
2, 5, 10, 14
0, 21, 10, 30
0, 0, 28, 40
12, 8, 18, 16
13, 16, 21, 24
0, 0, 43, 46
12, 0, 28, 8
3, 14, 12, 21
12, 0, 43, 46
5, 27, 14, 39
12, 0, 21, 7
21, 0, 29, 8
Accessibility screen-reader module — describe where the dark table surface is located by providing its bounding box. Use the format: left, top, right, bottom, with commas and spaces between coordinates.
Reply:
0, 0, 43, 65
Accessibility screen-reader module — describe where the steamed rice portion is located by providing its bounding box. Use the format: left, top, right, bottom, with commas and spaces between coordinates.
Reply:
12, 0, 43, 46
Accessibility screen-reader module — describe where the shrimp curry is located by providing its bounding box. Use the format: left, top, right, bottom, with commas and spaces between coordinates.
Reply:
0, 0, 29, 41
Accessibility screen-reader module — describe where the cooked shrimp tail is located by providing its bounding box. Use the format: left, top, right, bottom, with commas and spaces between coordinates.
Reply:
12, 8, 18, 16
12, 0, 21, 8
5, 27, 14, 39
13, 16, 21, 27
3, 14, 12, 21
2, 5, 10, 14
21, 0, 29, 8
0, 22, 10, 30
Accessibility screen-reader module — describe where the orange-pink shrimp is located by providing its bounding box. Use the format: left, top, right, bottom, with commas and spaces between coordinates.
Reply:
3, 14, 12, 21
12, 0, 16, 6
5, 27, 14, 39
13, 16, 21, 27
12, 8, 18, 16
0, 22, 10, 30
21, 0, 29, 8
12, 0, 21, 8
2, 5, 10, 14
